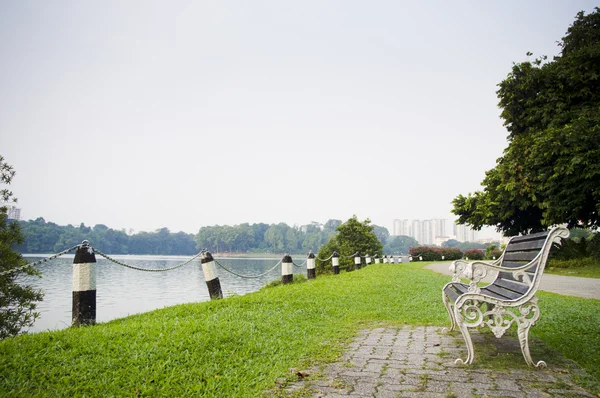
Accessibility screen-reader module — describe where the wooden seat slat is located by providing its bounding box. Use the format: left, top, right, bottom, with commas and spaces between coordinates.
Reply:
481, 284, 523, 300
493, 278, 529, 295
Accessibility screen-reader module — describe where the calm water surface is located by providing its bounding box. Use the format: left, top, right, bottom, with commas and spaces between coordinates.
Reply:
23, 254, 306, 333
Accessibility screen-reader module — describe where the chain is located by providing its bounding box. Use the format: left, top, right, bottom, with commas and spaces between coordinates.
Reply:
0, 244, 80, 277
317, 253, 334, 262
292, 259, 307, 268
214, 258, 282, 279
93, 248, 204, 272
341, 251, 360, 259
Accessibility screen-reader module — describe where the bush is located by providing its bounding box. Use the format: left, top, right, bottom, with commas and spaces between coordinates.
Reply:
463, 248, 484, 260
488, 249, 503, 260
548, 257, 600, 269
409, 246, 442, 261
440, 247, 462, 260
588, 233, 600, 262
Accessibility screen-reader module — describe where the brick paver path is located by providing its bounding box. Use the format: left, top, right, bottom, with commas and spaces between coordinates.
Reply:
279, 326, 596, 397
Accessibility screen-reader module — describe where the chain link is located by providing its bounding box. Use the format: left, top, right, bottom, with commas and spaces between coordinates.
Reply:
316, 253, 334, 262
214, 258, 282, 279
93, 248, 204, 272
0, 244, 80, 277
292, 259, 308, 268
341, 251, 360, 259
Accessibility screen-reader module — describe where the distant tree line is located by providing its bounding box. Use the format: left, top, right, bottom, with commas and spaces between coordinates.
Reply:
16, 218, 198, 255
15, 218, 395, 255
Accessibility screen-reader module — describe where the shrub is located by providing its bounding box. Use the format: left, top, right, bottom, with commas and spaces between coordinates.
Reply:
548, 257, 600, 269
588, 233, 600, 262
440, 247, 462, 260
463, 248, 484, 260
488, 249, 503, 260
409, 246, 442, 261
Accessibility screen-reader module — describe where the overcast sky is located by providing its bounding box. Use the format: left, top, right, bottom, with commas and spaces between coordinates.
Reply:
1, 1, 596, 237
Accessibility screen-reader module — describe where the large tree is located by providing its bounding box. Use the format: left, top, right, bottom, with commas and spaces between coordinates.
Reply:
316, 216, 383, 272
453, 8, 600, 236
0, 156, 43, 339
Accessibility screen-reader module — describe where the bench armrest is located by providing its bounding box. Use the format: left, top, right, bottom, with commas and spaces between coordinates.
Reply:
450, 258, 502, 293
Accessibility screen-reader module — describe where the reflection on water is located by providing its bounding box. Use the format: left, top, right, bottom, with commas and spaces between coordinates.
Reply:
22, 255, 306, 333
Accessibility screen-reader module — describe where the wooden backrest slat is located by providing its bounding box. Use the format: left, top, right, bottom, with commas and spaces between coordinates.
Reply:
508, 231, 550, 243
503, 252, 538, 262
504, 239, 547, 252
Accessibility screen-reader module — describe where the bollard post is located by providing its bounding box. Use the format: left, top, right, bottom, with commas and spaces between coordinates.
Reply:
307, 251, 316, 280
399, 256, 403, 263
390, 255, 396, 264
375, 255, 380, 264
354, 253, 361, 270
332, 252, 340, 274
201, 251, 223, 299
72, 240, 97, 326
365, 254, 371, 266
383, 255, 388, 264
282, 254, 293, 284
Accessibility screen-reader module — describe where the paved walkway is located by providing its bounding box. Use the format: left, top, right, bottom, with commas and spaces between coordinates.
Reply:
279, 326, 597, 397
425, 262, 600, 300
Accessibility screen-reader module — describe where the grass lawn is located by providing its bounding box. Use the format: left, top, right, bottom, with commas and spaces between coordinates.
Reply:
1, 263, 599, 397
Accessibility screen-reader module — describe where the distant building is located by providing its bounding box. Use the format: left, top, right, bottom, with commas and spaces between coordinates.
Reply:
392, 219, 409, 236
2, 204, 21, 220
454, 223, 478, 242
396, 218, 448, 245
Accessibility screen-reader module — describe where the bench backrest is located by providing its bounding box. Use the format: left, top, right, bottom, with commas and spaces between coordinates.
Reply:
488, 227, 568, 300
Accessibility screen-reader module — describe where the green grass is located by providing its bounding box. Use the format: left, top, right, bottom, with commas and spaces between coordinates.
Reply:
1, 263, 599, 397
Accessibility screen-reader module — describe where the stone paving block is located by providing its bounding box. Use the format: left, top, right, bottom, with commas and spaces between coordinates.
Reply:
275, 326, 597, 398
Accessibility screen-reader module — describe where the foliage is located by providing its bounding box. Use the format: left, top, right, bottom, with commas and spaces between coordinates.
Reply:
0, 155, 43, 339
316, 216, 383, 272
0, 264, 599, 396
588, 233, 600, 262
384, 235, 418, 254
440, 247, 462, 261
452, 8, 600, 235
371, 225, 390, 245
409, 246, 442, 261
18, 219, 197, 255
441, 239, 460, 248
463, 248, 485, 260
546, 257, 600, 278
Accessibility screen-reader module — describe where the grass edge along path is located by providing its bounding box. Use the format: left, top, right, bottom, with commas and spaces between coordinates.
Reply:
1, 263, 599, 397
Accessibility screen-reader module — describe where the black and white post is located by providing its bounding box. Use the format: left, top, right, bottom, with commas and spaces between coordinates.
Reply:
390, 255, 396, 264
375, 255, 380, 264
332, 252, 340, 274
365, 254, 371, 266
307, 251, 316, 280
201, 251, 223, 300
72, 240, 97, 327
282, 254, 293, 284
354, 253, 361, 270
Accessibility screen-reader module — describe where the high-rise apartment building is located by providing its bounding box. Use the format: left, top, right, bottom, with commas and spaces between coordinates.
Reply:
2, 204, 21, 220
392, 219, 409, 236
454, 223, 478, 242
397, 218, 448, 245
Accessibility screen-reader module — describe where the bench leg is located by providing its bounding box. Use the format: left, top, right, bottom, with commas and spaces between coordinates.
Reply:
455, 314, 475, 365
442, 292, 456, 332
517, 323, 546, 368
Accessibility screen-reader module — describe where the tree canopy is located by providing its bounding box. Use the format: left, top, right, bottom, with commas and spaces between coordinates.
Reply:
452, 8, 600, 235
316, 216, 383, 272
0, 155, 43, 339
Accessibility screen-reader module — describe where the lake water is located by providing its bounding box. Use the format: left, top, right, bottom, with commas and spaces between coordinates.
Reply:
22, 254, 307, 333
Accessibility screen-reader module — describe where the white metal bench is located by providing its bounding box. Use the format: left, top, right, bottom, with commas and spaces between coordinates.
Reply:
442, 226, 569, 366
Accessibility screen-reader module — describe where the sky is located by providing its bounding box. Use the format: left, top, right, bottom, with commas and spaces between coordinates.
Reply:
1, 1, 597, 238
